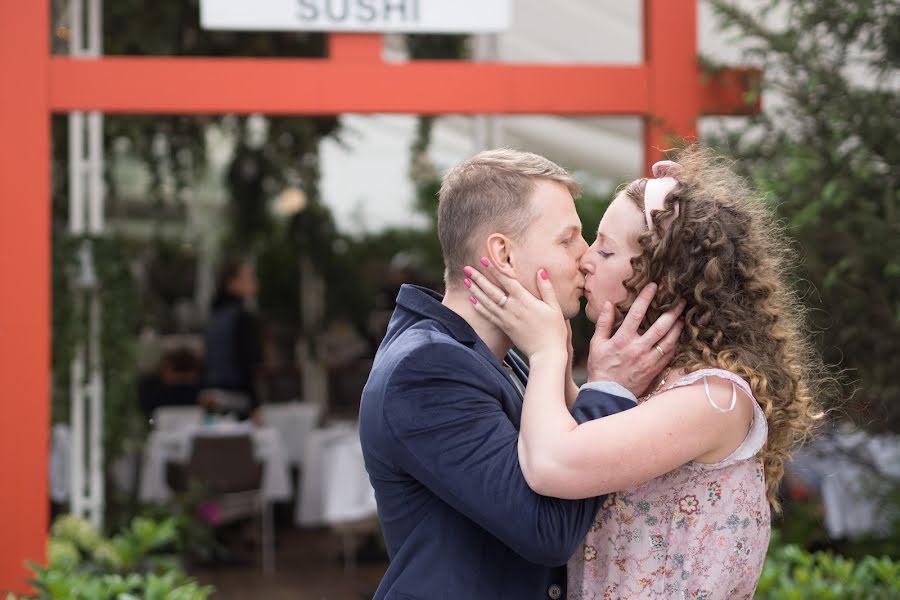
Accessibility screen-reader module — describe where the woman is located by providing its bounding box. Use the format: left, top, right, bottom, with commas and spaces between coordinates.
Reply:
464, 147, 825, 599
201, 258, 261, 422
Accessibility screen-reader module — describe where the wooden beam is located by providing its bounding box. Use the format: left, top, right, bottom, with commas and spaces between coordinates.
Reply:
328, 33, 383, 62
0, 1, 51, 594
48, 57, 652, 115
48, 56, 758, 119
643, 0, 700, 173
699, 67, 761, 115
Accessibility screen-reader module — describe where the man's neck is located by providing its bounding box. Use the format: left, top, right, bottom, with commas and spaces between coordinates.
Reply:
442, 287, 513, 361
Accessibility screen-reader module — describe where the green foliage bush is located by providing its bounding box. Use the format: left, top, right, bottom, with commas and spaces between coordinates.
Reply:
757, 533, 900, 599
7, 515, 212, 600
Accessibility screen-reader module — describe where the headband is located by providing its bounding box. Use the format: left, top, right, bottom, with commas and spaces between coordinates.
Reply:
643, 160, 682, 235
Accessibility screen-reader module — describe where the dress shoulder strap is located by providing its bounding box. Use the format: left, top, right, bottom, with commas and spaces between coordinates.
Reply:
665, 368, 768, 464
664, 368, 752, 396
665, 368, 754, 412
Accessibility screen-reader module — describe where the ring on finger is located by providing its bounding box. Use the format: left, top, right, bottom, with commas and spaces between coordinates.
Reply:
498, 294, 509, 308
655, 344, 665, 358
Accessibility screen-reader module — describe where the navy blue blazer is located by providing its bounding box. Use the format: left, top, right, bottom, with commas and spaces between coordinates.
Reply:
359, 285, 635, 599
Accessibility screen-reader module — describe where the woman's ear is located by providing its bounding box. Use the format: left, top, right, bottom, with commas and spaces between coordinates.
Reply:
486, 233, 517, 279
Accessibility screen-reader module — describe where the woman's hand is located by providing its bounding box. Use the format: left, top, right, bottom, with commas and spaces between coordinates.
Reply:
587, 284, 686, 397
463, 259, 567, 361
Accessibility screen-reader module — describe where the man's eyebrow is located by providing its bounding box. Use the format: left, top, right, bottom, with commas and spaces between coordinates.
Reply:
558, 225, 580, 237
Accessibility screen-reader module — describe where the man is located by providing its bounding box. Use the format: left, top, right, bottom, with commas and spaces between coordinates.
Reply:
359, 149, 677, 599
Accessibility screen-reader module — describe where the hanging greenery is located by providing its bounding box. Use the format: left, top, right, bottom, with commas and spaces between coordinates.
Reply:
51, 235, 142, 464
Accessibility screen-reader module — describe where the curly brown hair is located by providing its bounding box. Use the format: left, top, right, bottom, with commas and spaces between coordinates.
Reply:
618, 145, 830, 511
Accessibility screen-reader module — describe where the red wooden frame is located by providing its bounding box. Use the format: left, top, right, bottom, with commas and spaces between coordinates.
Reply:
0, 1, 758, 592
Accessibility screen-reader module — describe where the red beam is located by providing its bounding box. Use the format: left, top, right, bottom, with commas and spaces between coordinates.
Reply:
328, 33, 383, 62
49, 56, 650, 115
699, 66, 762, 115
643, 0, 700, 173
0, 1, 50, 594
48, 56, 757, 118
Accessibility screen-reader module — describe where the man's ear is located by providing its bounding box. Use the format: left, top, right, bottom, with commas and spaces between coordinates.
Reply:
485, 233, 517, 279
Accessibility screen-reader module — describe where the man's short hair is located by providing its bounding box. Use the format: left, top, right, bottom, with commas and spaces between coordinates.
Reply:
437, 148, 581, 285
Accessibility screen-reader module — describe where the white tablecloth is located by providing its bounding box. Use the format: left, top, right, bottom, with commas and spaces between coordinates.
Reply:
259, 402, 322, 465
139, 422, 292, 503
295, 422, 378, 527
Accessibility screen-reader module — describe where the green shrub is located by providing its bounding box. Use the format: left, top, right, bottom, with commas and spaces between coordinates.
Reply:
7, 515, 213, 600
758, 534, 900, 599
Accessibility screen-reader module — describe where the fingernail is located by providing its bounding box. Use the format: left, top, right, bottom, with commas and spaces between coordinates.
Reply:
539, 269, 549, 281
464, 278, 472, 288
469, 296, 478, 305
463, 266, 473, 276
480, 257, 490, 267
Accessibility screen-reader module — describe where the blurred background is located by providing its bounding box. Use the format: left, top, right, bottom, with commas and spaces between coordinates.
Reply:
14, 0, 900, 598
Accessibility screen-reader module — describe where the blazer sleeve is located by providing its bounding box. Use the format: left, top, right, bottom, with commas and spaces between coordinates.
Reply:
381, 342, 635, 566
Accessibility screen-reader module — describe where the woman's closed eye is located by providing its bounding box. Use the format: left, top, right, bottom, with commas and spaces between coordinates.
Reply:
596, 249, 614, 258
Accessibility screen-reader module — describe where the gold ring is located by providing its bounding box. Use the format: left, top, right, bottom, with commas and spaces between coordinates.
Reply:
655, 344, 665, 358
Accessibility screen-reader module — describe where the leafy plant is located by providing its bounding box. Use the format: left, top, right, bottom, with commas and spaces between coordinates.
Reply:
51, 235, 142, 470
758, 531, 900, 599
7, 515, 212, 600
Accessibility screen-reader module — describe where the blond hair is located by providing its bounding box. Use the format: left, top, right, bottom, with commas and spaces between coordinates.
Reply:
438, 148, 581, 286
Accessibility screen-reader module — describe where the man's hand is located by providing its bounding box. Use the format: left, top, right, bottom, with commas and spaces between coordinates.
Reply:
587, 283, 685, 397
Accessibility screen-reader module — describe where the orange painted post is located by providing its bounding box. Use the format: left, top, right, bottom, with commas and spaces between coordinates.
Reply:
642, 0, 701, 174
328, 33, 383, 62
0, 1, 51, 595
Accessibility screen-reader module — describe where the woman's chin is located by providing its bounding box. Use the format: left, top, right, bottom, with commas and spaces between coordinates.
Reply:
584, 300, 599, 323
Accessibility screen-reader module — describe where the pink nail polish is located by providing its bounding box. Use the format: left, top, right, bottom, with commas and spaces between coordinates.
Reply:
470, 296, 478, 305
463, 266, 473, 276
480, 257, 490, 267
540, 269, 549, 280
464, 278, 472, 288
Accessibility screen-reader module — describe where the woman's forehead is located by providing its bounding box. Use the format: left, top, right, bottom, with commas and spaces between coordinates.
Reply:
598, 194, 644, 247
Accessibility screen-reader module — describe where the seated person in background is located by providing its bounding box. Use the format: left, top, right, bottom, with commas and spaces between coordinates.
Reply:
138, 347, 202, 420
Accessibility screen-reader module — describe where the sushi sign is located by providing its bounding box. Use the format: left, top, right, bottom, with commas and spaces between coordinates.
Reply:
200, 0, 513, 33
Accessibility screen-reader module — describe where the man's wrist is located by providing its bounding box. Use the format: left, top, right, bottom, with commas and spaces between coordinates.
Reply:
579, 380, 637, 403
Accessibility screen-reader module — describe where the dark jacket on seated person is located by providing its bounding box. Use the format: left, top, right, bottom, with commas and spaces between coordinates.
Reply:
359, 285, 636, 600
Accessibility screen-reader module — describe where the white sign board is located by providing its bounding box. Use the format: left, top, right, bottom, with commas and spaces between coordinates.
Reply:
200, 0, 512, 33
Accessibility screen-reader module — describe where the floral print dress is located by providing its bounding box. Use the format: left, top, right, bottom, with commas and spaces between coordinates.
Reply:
568, 369, 770, 600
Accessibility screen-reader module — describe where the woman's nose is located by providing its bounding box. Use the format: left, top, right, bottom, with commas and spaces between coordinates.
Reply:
579, 251, 595, 275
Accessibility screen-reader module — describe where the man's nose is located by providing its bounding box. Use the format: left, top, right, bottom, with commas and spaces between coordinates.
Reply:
574, 236, 589, 259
